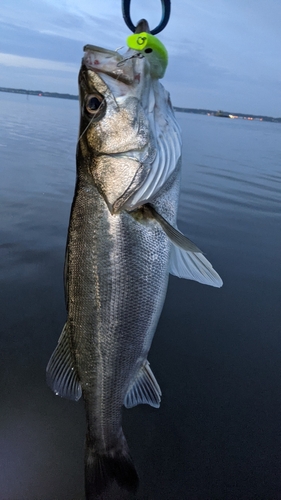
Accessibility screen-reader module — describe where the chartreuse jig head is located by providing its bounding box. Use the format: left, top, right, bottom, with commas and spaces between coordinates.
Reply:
126, 32, 168, 79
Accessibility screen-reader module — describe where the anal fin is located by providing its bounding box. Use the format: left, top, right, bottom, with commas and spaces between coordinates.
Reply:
124, 360, 161, 409
46, 323, 82, 401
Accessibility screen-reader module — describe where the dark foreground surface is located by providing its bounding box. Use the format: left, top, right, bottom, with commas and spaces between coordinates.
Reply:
0, 93, 281, 499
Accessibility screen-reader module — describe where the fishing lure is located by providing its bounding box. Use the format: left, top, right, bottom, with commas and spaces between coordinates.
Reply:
126, 32, 168, 78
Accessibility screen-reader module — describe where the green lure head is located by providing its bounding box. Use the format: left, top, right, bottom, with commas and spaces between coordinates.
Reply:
126, 32, 168, 79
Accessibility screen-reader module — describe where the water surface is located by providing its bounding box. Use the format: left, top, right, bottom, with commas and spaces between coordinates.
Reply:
0, 93, 281, 499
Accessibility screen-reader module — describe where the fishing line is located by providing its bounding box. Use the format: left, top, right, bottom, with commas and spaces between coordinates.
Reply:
77, 113, 96, 145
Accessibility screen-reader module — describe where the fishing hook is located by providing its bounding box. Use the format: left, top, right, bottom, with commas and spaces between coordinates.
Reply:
122, 0, 171, 35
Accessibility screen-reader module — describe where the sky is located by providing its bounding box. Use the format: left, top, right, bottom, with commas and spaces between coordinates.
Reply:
1, 0, 280, 116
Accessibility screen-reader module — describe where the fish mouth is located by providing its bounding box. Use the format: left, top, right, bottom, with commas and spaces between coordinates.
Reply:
83, 44, 134, 85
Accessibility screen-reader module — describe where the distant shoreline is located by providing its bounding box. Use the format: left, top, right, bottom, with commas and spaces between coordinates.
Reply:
0, 86, 280, 123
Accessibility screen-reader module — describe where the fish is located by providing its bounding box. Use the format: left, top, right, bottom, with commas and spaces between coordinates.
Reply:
46, 26, 222, 499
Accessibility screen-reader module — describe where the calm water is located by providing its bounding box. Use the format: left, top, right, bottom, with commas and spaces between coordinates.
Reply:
0, 92, 281, 499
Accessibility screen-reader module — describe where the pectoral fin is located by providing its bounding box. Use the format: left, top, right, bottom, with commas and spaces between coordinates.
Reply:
46, 323, 82, 401
145, 204, 202, 253
142, 204, 223, 288
169, 244, 223, 287
124, 360, 161, 409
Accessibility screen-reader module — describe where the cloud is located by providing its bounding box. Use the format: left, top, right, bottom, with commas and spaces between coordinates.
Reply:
0, 22, 83, 63
0, 53, 78, 73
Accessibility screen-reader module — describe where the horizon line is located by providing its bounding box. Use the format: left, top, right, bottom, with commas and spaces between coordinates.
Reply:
0, 86, 280, 122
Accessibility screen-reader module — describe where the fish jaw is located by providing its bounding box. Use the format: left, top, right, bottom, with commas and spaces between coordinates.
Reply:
83, 44, 134, 91
83, 44, 151, 99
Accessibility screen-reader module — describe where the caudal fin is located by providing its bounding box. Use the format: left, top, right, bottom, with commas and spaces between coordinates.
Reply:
85, 435, 139, 499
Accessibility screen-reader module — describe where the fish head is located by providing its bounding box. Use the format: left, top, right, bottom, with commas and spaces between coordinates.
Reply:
77, 44, 181, 214
79, 45, 154, 154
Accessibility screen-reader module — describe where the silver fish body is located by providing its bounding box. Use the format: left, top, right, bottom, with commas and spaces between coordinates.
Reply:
47, 40, 222, 499
71, 161, 179, 495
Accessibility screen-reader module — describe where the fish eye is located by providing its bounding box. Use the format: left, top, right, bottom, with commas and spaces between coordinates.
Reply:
85, 94, 105, 118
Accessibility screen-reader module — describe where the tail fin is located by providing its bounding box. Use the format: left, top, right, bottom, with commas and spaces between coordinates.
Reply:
85, 435, 139, 499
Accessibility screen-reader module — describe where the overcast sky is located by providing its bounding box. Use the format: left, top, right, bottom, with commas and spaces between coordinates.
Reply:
1, 0, 280, 116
